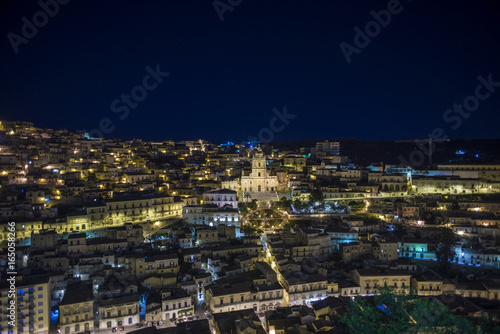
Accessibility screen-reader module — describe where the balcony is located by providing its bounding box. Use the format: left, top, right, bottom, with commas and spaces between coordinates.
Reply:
18, 319, 29, 326
259, 296, 282, 303
17, 325, 29, 333
18, 303, 29, 311
216, 299, 252, 307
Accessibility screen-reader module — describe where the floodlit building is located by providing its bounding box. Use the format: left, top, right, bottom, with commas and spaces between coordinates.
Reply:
351, 268, 411, 295
202, 189, 238, 208
240, 150, 278, 193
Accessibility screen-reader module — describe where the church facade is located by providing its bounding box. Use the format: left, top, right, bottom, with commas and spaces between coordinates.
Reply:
240, 150, 278, 193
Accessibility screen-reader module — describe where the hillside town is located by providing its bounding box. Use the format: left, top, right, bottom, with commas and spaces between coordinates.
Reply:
1, 120, 500, 333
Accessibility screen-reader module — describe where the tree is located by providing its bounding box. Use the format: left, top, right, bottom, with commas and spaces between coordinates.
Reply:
282, 220, 293, 230
292, 199, 303, 212
341, 287, 476, 334
277, 196, 292, 210
243, 192, 252, 203
349, 200, 365, 211
248, 199, 258, 211
242, 224, 263, 236
309, 187, 324, 203
435, 228, 457, 272
239, 204, 249, 217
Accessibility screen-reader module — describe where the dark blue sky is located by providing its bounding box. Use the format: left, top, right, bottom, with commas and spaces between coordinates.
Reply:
1, 0, 499, 142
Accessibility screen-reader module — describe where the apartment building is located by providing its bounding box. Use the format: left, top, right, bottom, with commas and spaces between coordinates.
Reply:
0, 274, 50, 334
351, 268, 411, 295
183, 205, 240, 228
411, 274, 443, 296
207, 281, 284, 314
399, 238, 437, 260
59, 281, 94, 334
202, 189, 238, 208
161, 288, 194, 320
324, 225, 358, 249
98, 295, 140, 329
411, 176, 486, 195
282, 274, 328, 307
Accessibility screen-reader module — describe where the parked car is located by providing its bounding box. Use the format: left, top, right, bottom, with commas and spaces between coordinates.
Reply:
119, 326, 124, 331
111, 328, 117, 333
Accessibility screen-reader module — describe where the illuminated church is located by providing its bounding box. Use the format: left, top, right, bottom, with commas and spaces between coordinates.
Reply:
240, 149, 278, 194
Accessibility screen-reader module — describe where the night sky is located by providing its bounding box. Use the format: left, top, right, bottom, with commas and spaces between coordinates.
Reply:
1, 0, 499, 142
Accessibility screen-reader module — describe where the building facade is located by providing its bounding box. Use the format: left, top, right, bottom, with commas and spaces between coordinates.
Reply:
240, 150, 277, 193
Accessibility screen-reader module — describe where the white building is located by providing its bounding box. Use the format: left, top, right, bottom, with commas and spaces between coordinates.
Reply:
183, 205, 239, 228
240, 150, 277, 193
203, 189, 238, 208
